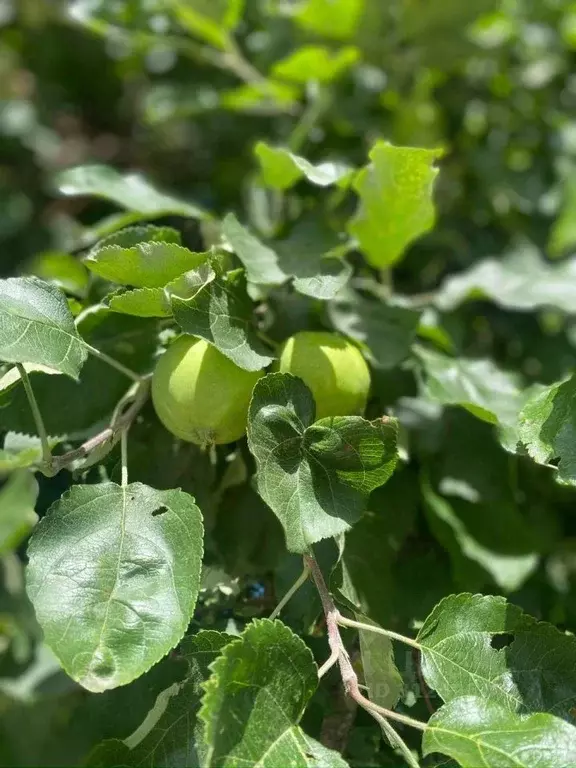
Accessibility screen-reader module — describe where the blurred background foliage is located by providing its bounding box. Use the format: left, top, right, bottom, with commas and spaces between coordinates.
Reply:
2, 0, 576, 765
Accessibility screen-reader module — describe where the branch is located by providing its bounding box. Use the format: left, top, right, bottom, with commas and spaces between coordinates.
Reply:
47, 377, 150, 475
304, 553, 426, 768
269, 563, 310, 620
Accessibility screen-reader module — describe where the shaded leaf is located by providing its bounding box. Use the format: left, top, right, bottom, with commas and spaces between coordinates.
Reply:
328, 288, 421, 368
0, 277, 87, 379
358, 614, 403, 710
247, 373, 398, 553
222, 213, 285, 285
348, 141, 441, 268
200, 619, 348, 767
171, 268, 274, 371
255, 142, 353, 190
417, 593, 576, 720
87, 630, 231, 767
26, 482, 203, 692
91, 224, 182, 252
435, 244, 576, 313
423, 696, 576, 768
519, 375, 576, 484
0, 471, 38, 556
28, 251, 89, 298
56, 164, 207, 219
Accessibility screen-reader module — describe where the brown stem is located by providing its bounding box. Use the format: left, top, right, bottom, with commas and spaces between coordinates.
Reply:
48, 378, 150, 475
304, 553, 425, 768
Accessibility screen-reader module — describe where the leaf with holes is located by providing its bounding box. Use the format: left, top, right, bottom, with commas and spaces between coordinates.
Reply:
423, 696, 576, 768
199, 619, 348, 767
247, 373, 398, 553
0, 277, 87, 379
171, 267, 274, 371
26, 482, 203, 692
417, 593, 576, 720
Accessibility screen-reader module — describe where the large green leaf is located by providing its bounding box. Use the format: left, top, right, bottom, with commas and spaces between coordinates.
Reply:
247, 373, 398, 553
519, 375, 576, 484
328, 288, 420, 368
85, 242, 208, 288
417, 593, 576, 720
348, 141, 441, 268
222, 214, 352, 299
87, 631, 231, 767
254, 142, 353, 190
200, 619, 348, 767
435, 245, 576, 313
0, 471, 38, 556
56, 165, 207, 220
0, 278, 87, 379
423, 696, 576, 768
171, 267, 274, 371
26, 482, 203, 692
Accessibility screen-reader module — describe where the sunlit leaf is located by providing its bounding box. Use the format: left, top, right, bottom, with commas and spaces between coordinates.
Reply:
0, 471, 38, 556
27, 482, 204, 692
271, 45, 359, 83
348, 141, 441, 268
254, 142, 353, 190
0, 278, 87, 379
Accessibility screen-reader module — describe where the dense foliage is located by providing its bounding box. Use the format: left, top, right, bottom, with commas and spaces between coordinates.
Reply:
2, 1, 576, 766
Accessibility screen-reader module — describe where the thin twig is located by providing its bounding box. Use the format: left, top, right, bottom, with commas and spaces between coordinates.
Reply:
269, 563, 310, 620
121, 429, 129, 487
368, 708, 421, 768
49, 378, 150, 474
318, 647, 340, 679
16, 364, 52, 465
336, 614, 422, 651
83, 342, 141, 382
304, 553, 426, 768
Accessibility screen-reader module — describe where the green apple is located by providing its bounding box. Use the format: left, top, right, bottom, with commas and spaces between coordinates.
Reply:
276, 331, 370, 420
152, 336, 263, 445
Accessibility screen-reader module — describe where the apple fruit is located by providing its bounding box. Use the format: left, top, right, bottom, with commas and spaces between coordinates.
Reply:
276, 331, 370, 420
152, 336, 263, 445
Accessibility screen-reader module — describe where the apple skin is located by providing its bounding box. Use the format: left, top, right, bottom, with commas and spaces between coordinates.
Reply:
152, 336, 264, 445
276, 331, 370, 420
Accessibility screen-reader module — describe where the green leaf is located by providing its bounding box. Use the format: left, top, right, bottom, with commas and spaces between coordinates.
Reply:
0, 277, 88, 379
91, 224, 182, 252
247, 373, 398, 553
171, 267, 274, 371
0, 433, 49, 473
223, 213, 351, 299
415, 346, 528, 449
519, 375, 576, 484
417, 593, 576, 720
293, 0, 365, 40
271, 45, 359, 83
221, 81, 299, 113
254, 142, 353, 190
87, 630, 231, 767
28, 251, 89, 298
423, 696, 576, 768
550, 175, 576, 256
348, 141, 441, 268
358, 614, 403, 711
0, 471, 38, 557
421, 476, 538, 592
328, 288, 421, 368
171, 0, 244, 49
56, 165, 208, 220
435, 244, 576, 312
107, 287, 172, 318
26, 482, 204, 692
85, 242, 208, 288
200, 619, 348, 767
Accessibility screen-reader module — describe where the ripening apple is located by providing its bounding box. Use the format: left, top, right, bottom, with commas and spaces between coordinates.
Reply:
152, 336, 263, 445
276, 331, 370, 420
